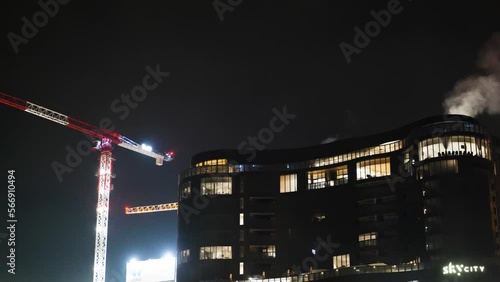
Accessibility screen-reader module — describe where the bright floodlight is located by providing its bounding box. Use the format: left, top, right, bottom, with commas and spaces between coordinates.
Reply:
129, 257, 137, 263
126, 256, 176, 282
141, 144, 153, 152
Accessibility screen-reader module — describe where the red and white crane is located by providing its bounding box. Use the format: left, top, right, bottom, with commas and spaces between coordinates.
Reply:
0, 92, 173, 282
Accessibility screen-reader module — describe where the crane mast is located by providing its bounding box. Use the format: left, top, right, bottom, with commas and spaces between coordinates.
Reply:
94, 140, 113, 282
0, 92, 173, 282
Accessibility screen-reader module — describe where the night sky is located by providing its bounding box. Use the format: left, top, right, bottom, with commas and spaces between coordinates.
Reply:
1, 0, 500, 281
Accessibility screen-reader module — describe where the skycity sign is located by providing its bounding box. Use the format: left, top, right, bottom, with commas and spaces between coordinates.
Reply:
443, 262, 485, 276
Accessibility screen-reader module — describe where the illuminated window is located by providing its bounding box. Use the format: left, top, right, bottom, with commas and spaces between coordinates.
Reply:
240, 213, 244, 225
262, 245, 276, 258
333, 254, 350, 269
356, 157, 391, 180
249, 245, 276, 258
308, 170, 326, 189
201, 177, 232, 195
199, 246, 232, 260
280, 174, 297, 193
239, 262, 244, 275
179, 249, 190, 264
419, 135, 491, 161
240, 246, 244, 258
308, 165, 348, 190
180, 181, 191, 199
359, 232, 377, 247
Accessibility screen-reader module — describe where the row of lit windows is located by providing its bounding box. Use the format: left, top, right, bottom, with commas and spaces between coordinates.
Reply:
195, 159, 228, 167
181, 141, 402, 178
200, 246, 232, 260
310, 140, 402, 168
181, 162, 381, 197
190, 165, 234, 175
197, 245, 277, 261
182, 126, 491, 179
419, 135, 491, 161
356, 157, 391, 180
190, 250, 422, 276
417, 159, 458, 179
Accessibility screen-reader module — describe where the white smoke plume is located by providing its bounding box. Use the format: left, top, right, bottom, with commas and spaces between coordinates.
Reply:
444, 32, 500, 117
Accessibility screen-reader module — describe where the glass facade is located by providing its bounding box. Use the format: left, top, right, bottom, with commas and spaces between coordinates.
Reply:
201, 176, 232, 195
180, 141, 402, 179
200, 246, 232, 260
307, 165, 348, 189
417, 159, 458, 179
419, 135, 491, 161
356, 157, 391, 180
359, 232, 377, 247
333, 254, 350, 269
180, 181, 191, 199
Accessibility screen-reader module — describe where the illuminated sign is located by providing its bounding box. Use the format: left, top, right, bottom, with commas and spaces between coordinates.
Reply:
126, 256, 175, 282
442, 262, 485, 276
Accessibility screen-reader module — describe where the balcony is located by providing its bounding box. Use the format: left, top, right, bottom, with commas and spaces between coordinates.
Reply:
247, 230, 277, 245
248, 198, 276, 213
248, 214, 276, 229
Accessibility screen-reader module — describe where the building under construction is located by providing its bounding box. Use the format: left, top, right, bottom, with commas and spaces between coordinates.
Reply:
177, 115, 500, 282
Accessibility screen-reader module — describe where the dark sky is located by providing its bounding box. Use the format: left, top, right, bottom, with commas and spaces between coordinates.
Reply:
1, 0, 499, 281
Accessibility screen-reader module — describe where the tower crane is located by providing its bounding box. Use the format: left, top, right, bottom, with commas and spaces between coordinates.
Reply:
0, 92, 174, 282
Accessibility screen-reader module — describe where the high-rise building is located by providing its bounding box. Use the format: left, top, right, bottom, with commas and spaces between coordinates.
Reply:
176, 115, 500, 282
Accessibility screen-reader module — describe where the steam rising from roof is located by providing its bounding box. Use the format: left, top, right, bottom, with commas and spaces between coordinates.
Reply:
444, 33, 500, 117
